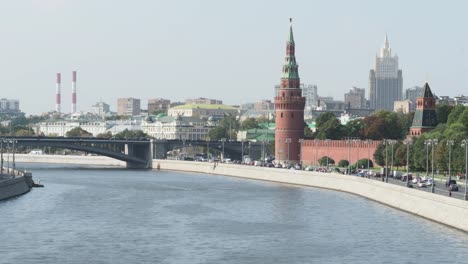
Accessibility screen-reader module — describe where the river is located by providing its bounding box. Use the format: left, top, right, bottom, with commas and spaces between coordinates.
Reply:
1, 164, 467, 264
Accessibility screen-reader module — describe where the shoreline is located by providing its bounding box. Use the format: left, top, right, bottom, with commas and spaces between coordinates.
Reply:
154, 159, 468, 233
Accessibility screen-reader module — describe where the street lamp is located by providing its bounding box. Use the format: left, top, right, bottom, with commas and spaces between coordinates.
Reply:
346, 139, 352, 175
425, 139, 438, 193
387, 140, 397, 179
462, 139, 468, 200
241, 141, 244, 164
424, 140, 430, 177
325, 139, 331, 169
299, 139, 304, 168
403, 139, 412, 187
0, 138, 3, 175
221, 138, 226, 161
314, 139, 320, 167
285, 138, 292, 166
447, 140, 454, 183
365, 139, 373, 176
382, 139, 389, 182
206, 138, 210, 161
354, 139, 361, 170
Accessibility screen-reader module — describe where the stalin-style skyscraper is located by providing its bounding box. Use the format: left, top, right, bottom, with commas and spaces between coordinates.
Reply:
274, 19, 306, 165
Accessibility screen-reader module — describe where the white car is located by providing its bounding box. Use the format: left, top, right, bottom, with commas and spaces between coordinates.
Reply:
417, 182, 427, 188
426, 179, 434, 186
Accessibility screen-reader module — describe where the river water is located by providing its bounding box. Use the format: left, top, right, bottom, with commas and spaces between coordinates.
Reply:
1, 164, 467, 264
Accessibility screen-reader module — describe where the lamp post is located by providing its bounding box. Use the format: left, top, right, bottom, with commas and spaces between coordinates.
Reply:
0, 138, 3, 175
424, 141, 429, 177
285, 138, 292, 166
355, 139, 361, 170
462, 139, 468, 200
389, 140, 396, 179
12, 139, 16, 174
221, 138, 226, 162
325, 139, 331, 169
314, 139, 320, 167
403, 139, 412, 187
447, 140, 454, 183
425, 139, 438, 193
241, 141, 244, 164
365, 139, 372, 176
206, 138, 210, 161
299, 139, 304, 168
346, 139, 352, 175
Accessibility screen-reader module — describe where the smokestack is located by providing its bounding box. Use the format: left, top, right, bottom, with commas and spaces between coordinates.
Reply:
56, 73, 61, 113
71, 71, 77, 113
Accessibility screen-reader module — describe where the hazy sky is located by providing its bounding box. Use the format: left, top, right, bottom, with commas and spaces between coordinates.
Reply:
1, 0, 467, 115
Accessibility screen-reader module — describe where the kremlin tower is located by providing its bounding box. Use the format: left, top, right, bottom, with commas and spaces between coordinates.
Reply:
274, 19, 306, 164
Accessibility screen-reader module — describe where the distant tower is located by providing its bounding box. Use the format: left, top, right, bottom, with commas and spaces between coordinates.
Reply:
71, 71, 77, 113
274, 19, 306, 164
369, 34, 403, 111
56, 73, 61, 113
409, 82, 438, 136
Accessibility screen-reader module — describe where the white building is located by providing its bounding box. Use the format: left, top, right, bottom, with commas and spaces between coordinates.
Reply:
141, 116, 215, 140
167, 104, 238, 120
92, 101, 110, 116
36, 120, 142, 137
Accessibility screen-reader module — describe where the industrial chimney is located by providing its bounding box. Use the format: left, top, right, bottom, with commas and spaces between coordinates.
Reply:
71, 71, 77, 113
56, 73, 61, 113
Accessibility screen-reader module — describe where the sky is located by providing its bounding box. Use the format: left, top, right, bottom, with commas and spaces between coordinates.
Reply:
0, 0, 467, 115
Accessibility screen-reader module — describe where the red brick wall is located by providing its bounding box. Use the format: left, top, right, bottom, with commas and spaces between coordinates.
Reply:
300, 140, 380, 166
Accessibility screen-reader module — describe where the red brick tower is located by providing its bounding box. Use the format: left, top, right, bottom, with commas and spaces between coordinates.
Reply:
275, 19, 306, 164
409, 82, 438, 136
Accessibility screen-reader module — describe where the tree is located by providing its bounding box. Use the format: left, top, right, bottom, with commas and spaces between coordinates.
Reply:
344, 119, 364, 138
338, 159, 349, 167
354, 158, 373, 169
114, 129, 149, 139
436, 104, 454, 124
314, 117, 344, 139
362, 111, 403, 140
208, 126, 227, 141
96, 131, 113, 138
304, 122, 314, 138
240, 118, 260, 130
318, 156, 335, 166
373, 142, 386, 167
66, 127, 93, 137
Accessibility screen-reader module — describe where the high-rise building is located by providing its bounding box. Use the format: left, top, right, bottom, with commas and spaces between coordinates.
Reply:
274, 19, 305, 164
117, 98, 141, 116
369, 35, 403, 111
344, 87, 366, 109
92, 101, 110, 116
275, 83, 317, 112
148, 98, 171, 114
0, 98, 20, 112
405, 86, 423, 112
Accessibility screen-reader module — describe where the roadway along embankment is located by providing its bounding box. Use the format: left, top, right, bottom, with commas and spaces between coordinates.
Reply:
154, 159, 468, 232
14, 154, 126, 167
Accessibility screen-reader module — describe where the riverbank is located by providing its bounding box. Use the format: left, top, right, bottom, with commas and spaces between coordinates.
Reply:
154, 159, 468, 232
0, 170, 34, 201
14, 154, 126, 167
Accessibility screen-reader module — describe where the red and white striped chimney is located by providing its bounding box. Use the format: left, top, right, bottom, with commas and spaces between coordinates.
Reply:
71, 71, 77, 113
56, 73, 61, 113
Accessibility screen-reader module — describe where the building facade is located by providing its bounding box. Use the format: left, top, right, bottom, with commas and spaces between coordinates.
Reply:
274, 20, 306, 164
344, 87, 366, 109
405, 86, 422, 112
148, 98, 171, 114
185, 97, 222, 105
141, 116, 214, 140
0, 98, 20, 112
117, 98, 141, 116
92, 101, 110, 116
369, 35, 403, 111
167, 104, 238, 120
394, 100, 410, 113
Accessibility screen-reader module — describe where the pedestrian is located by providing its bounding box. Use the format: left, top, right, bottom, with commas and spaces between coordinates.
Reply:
449, 190, 452, 197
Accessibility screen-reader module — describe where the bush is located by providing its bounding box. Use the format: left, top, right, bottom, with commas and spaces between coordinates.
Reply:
318, 156, 335, 166
338, 160, 349, 167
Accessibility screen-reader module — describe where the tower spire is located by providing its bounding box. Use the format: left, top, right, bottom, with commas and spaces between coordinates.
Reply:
384, 33, 389, 48
288, 18, 294, 43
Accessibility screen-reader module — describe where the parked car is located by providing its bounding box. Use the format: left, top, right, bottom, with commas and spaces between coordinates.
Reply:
417, 182, 427, 188
456, 173, 466, 180
448, 184, 459, 191
445, 179, 457, 187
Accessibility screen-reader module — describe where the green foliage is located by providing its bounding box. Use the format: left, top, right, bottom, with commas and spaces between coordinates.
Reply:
314, 113, 344, 140
240, 118, 260, 130
66, 127, 93, 137
304, 122, 314, 138
209, 115, 240, 140
96, 131, 113, 138
344, 119, 364, 138
436, 104, 453, 124
208, 126, 227, 141
354, 158, 373, 169
338, 159, 349, 167
362, 111, 403, 140
318, 156, 335, 166
373, 142, 386, 166
105, 115, 130, 121
114, 129, 149, 139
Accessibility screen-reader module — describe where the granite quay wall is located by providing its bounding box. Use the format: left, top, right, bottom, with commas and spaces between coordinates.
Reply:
301, 140, 380, 166
0, 174, 32, 201
154, 159, 468, 232
13, 154, 126, 167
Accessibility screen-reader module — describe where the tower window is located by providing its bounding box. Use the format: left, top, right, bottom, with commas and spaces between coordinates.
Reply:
281, 113, 283, 118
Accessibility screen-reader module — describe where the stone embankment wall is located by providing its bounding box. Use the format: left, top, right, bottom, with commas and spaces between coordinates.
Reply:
154, 159, 468, 232
14, 154, 126, 167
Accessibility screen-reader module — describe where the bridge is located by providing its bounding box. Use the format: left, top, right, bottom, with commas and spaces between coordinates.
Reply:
2, 137, 265, 169
9, 137, 152, 169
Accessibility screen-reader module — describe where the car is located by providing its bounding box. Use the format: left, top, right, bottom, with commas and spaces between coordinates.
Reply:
445, 179, 457, 187
417, 182, 427, 188
448, 184, 459, 192
426, 179, 434, 186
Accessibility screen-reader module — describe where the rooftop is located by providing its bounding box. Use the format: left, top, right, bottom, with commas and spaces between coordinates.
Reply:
171, 104, 238, 110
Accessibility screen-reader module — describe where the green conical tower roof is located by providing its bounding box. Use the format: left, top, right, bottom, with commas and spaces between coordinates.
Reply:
281, 18, 300, 80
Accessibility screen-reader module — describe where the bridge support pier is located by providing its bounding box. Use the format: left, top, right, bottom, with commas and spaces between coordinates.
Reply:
125, 143, 152, 169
